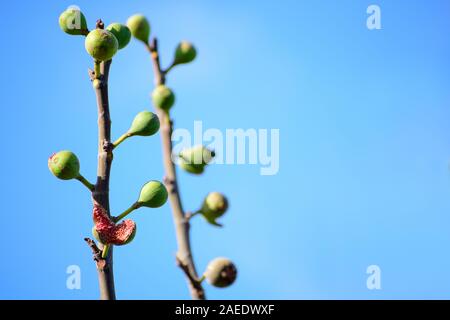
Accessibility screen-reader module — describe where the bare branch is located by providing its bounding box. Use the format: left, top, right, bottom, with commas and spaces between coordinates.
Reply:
149, 40, 206, 300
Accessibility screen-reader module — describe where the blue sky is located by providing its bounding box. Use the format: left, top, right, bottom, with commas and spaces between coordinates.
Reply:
1, 0, 450, 299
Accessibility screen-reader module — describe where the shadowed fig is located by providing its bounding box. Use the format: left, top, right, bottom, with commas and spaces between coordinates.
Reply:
152, 85, 175, 111
204, 257, 237, 288
200, 192, 228, 226
106, 23, 131, 49
174, 41, 197, 65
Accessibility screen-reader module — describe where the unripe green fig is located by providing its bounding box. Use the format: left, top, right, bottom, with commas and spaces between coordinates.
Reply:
179, 162, 205, 175
48, 151, 80, 180
201, 192, 228, 226
85, 29, 118, 61
137, 180, 168, 208
127, 14, 150, 43
179, 145, 215, 174
128, 111, 160, 136
106, 23, 131, 49
180, 145, 215, 165
152, 85, 175, 111
204, 257, 237, 288
59, 8, 88, 36
174, 41, 197, 65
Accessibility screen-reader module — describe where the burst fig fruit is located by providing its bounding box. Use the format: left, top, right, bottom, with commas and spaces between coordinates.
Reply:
137, 180, 168, 208
201, 192, 228, 226
59, 8, 88, 36
92, 205, 137, 245
204, 257, 237, 288
128, 111, 160, 136
106, 23, 131, 49
174, 41, 197, 65
127, 14, 150, 43
48, 151, 80, 180
85, 29, 118, 61
152, 85, 175, 111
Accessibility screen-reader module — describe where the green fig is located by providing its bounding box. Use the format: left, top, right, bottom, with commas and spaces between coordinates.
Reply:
174, 41, 197, 65
106, 23, 131, 49
152, 85, 175, 111
127, 14, 150, 43
180, 145, 215, 165
179, 145, 215, 174
85, 29, 118, 61
48, 151, 80, 180
204, 257, 237, 288
179, 162, 205, 175
201, 192, 228, 226
137, 181, 168, 208
59, 7, 88, 36
128, 111, 160, 136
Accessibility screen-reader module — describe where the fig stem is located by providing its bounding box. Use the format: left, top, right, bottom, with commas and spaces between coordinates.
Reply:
76, 174, 95, 192
114, 202, 140, 222
101, 244, 110, 259
112, 132, 131, 149
94, 60, 101, 79
91, 59, 116, 300
198, 275, 206, 284
187, 210, 201, 221
163, 61, 176, 75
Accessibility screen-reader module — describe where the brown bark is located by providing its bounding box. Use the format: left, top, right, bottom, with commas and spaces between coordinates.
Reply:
147, 39, 206, 300
88, 59, 116, 300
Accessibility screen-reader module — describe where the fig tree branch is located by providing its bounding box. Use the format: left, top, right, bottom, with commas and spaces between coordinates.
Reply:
148, 37, 206, 300
88, 48, 116, 300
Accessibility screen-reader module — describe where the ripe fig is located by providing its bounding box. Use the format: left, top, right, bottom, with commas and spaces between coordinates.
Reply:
92, 205, 137, 246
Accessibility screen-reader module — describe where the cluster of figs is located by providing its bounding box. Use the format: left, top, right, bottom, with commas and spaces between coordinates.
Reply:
49, 7, 238, 289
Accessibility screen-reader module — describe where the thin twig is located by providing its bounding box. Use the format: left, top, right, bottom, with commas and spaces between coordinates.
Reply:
149, 37, 206, 300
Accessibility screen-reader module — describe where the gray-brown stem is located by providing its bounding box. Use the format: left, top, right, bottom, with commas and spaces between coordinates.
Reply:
90, 59, 116, 300
148, 38, 205, 300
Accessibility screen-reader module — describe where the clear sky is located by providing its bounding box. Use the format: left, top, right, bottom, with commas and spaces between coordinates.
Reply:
1, 0, 450, 299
